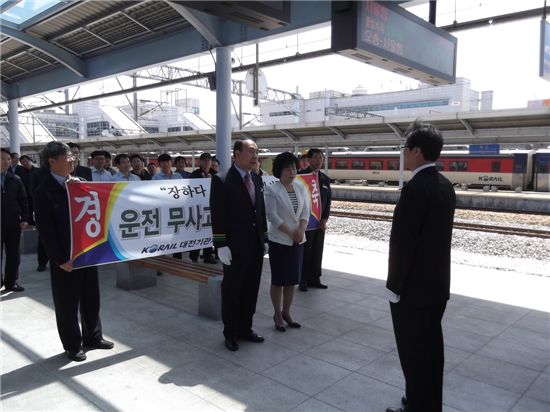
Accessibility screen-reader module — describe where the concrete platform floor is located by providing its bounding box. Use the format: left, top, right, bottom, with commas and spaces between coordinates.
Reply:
2, 238, 549, 411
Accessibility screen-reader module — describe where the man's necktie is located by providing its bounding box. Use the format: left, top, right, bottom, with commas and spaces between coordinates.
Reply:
244, 172, 255, 205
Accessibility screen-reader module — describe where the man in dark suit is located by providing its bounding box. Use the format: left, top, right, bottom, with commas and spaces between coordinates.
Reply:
30, 166, 51, 271
298, 148, 331, 291
385, 121, 456, 412
1, 148, 29, 292
130, 154, 152, 180
210, 139, 268, 351
190, 153, 216, 264
67, 142, 92, 181
15, 155, 37, 224
9, 152, 23, 175
34, 142, 113, 362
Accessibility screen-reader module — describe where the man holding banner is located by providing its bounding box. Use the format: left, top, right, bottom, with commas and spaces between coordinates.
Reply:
298, 148, 332, 292
34, 142, 113, 362
210, 139, 268, 352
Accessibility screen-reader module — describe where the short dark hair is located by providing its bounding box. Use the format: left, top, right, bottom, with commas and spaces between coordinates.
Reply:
174, 156, 185, 163
147, 162, 156, 168
233, 140, 244, 154
40, 142, 71, 170
102, 150, 111, 160
114, 153, 129, 166
272, 152, 300, 179
129, 153, 143, 162
158, 153, 172, 163
199, 152, 211, 160
404, 119, 443, 161
90, 150, 105, 159
67, 142, 80, 150
211, 158, 220, 165
306, 148, 322, 159
19, 155, 32, 162
1, 148, 11, 156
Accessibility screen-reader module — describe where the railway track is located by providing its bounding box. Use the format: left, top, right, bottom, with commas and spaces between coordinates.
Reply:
331, 210, 550, 239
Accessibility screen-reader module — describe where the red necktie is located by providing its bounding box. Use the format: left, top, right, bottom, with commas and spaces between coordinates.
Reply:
244, 173, 255, 205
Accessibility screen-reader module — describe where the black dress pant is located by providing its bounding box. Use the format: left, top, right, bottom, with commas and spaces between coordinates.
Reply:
1, 223, 21, 288
300, 229, 325, 286
37, 235, 49, 267
390, 301, 447, 412
221, 245, 263, 339
50, 263, 103, 351
189, 247, 214, 262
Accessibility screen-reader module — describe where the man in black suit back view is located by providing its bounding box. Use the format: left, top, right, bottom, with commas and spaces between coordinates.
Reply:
210, 139, 268, 352
385, 120, 456, 412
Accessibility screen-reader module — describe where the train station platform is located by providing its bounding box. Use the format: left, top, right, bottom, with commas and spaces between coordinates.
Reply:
332, 184, 550, 214
2, 237, 549, 411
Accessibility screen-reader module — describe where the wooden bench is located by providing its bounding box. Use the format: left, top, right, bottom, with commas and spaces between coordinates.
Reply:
115, 256, 223, 320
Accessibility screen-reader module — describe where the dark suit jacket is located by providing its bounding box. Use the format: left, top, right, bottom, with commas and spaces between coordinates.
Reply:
15, 166, 37, 209
34, 173, 75, 266
190, 168, 210, 179
299, 166, 332, 221
73, 165, 92, 181
210, 165, 267, 254
1, 172, 30, 226
386, 166, 456, 306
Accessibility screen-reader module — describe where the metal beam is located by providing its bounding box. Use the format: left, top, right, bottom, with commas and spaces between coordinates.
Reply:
386, 123, 404, 138
328, 126, 345, 140
1, 80, 14, 100
165, 1, 221, 47
281, 129, 297, 142
5, 1, 331, 99
0, 0, 22, 14
459, 118, 475, 136
0, 26, 86, 77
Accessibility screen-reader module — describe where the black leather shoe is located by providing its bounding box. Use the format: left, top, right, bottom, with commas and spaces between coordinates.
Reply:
282, 314, 301, 328
243, 332, 264, 343
401, 396, 407, 406
84, 339, 114, 350
37, 265, 47, 272
203, 255, 217, 264
309, 282, 328, 289
298, 284, 308, 292
66, 348, 86, 362
6, 283, 24, 292
225, 338, 239, 351
386, 408, 406, 412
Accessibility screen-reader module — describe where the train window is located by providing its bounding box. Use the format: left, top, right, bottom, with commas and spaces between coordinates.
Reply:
369, 160, 383, 170
351, 160, 365, 169
436, 162, 444, 171
335, 160, 348, 169
388, 160, 399, 170
537, 163, 549, 173
450, 161, 468, 171
491, 161, 501, 172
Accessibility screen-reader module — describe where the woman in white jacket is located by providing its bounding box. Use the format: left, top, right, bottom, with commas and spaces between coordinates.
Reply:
264, 152, 310, 332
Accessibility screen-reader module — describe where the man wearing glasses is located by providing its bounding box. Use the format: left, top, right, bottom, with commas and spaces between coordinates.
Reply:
385, 121, 456, 412
34, 142, 113, 362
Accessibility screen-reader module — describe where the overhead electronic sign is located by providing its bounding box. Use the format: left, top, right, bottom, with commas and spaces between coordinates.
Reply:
332, 1, 457, 85
540, 20, 550, 81
469, 144, 500, 155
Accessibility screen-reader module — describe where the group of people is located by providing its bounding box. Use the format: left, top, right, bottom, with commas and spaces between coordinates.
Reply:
2, 119, 455, 412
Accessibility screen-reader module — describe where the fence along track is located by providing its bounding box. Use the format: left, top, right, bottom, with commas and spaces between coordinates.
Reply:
331, 210, 550, 239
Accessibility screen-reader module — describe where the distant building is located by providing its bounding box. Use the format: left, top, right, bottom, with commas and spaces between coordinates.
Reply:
259, 78, 493, 125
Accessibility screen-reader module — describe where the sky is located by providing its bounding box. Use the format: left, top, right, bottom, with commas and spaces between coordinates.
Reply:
22, 0, 550, 126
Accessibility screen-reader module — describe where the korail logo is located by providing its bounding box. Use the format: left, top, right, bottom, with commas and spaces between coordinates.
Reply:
143, 244, 159, 253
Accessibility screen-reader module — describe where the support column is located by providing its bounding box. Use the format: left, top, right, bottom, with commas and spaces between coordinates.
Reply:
7, 99, 20, 154
215, 47, 232, 173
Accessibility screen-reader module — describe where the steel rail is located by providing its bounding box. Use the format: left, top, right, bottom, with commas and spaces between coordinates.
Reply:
331, 210, 550, 239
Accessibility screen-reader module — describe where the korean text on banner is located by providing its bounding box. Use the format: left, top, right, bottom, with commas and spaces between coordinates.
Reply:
67, 179, 212, 269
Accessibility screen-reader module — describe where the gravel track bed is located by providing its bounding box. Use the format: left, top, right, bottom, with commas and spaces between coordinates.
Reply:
327, 215, 550, 263
332, 200, 550, 230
